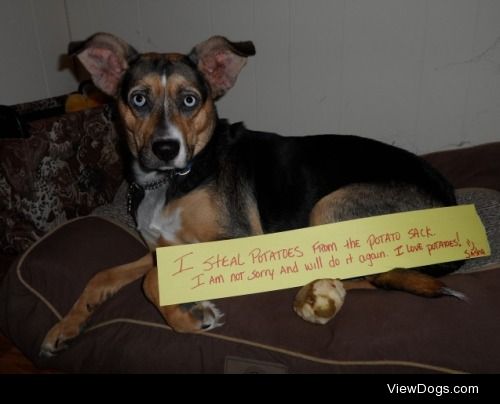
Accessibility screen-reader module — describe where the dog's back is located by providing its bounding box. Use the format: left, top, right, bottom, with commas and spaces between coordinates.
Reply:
190, 121, 456, 232
41, 33, 465, 356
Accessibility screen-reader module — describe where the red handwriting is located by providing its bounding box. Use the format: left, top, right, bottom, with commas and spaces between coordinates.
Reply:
172, 252, 194, 276
312, 241, 337, 253
209, 274, 225, 285
304, 257, 323, 271
426, 233, 461, 256
464, 239, 486, 258
171, 227, 478, 292
329, 256, 341, 267
203, 253, 244, 271
394, 242, 424, 256
344, 237, 360, 249
191, 273, 205, 289
406, 243, 424, 253
231, 271, 245, 282
247, 268, 275, 281
366, 232, 401, 250
426, 240, 459, 255
408, 226, 435, 239
249, 246, 304, 264
358, 250, 387, 266
280, 261, 299, 274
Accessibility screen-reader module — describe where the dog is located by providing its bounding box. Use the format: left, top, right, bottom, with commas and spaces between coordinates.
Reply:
40, 33, 463, 356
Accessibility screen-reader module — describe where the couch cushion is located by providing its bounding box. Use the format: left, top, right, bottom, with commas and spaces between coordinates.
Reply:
423, 142, 500, 192
455, 188, 500, 273
1, 215, 499, 373
0, 102, 123, 255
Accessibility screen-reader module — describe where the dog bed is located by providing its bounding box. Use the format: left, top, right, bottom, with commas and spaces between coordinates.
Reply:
1, 186, 499, 373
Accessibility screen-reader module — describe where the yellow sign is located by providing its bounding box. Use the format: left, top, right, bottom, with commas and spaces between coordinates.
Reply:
157, 205, 490, 305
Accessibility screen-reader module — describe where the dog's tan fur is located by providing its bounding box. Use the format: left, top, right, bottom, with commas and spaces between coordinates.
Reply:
40, 33, 463, 356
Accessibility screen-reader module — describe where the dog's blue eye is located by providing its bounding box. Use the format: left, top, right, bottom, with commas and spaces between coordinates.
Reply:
131, 93, 147, 108
183, 95, 198, 108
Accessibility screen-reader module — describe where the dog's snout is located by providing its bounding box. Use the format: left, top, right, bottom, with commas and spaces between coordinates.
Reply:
152, 140, 180, 163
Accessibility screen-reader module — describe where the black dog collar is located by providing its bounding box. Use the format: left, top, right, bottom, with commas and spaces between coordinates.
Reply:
127, 164, 192, 220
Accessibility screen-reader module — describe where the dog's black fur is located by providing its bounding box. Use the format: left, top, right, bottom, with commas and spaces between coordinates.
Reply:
170, 120, 457, 233
40, 33, 462, 356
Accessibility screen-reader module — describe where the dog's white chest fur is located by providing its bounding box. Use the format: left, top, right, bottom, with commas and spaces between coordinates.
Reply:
136, 186, 181, 248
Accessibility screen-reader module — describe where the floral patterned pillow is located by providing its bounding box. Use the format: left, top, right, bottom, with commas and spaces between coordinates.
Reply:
0, 98, 124, 254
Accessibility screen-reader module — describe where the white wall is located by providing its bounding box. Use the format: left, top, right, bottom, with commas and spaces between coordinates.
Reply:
1, 0, 500, 153
0, 0, 75, 105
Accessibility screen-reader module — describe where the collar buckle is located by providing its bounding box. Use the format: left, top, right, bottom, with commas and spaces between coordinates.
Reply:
175, 165, 192, 176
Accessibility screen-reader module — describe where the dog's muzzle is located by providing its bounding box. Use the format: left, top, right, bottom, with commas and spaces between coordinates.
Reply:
152, 139, 180, 163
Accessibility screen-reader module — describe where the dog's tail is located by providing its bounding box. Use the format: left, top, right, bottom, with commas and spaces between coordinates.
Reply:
366, 265, 467, 301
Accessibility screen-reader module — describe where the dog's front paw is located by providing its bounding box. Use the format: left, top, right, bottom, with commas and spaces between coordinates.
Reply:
165, 301, 224, 333
293, 279, 346, 325
190, 301, 224, 331
40, 318, 83, 357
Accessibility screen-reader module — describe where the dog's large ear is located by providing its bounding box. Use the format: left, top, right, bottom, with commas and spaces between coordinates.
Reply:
189, 36, 255, 100
68, 33, 138, 96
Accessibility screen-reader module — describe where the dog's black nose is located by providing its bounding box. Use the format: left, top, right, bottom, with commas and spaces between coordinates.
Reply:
152, 140, 180, 162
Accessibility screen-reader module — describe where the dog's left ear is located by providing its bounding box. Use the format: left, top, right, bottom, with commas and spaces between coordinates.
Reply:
68, 33, 138, 97
189, 36, 255, 100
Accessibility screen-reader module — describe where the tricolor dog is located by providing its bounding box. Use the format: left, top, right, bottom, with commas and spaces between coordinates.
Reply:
41, 33, 463, 355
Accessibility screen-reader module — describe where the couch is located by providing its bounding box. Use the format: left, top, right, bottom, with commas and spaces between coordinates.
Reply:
0, 97, 499, 373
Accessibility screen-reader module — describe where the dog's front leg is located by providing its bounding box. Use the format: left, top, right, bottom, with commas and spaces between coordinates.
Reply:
143, 267, 224, 333
40, 253, 154, 356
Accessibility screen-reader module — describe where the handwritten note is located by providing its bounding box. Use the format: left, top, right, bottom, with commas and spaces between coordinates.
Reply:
156, 205, 490, 306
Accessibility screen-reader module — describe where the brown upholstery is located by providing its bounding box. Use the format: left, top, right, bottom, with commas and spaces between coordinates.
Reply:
424, 142, 500, 192
1, 141, 499, 373
1, 216, 499, 373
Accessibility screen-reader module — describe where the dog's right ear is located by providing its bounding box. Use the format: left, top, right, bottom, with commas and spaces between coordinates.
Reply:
188, 36, 255, 100
68, 33, 138, 96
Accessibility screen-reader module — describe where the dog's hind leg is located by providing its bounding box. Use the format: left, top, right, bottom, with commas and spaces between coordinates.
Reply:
312, 183, 464, 293
367, 266, 466, 299
143, 267, 224, 333
294, 184, 465, 325
40, 253, 154, 356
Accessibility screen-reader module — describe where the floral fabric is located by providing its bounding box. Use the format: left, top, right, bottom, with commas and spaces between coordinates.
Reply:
0, 97, 124, 254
